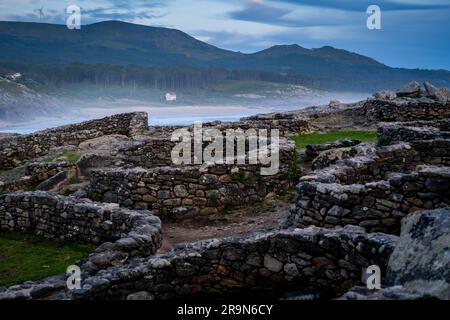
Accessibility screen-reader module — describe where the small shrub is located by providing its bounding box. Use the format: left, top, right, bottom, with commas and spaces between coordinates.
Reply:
377, 136, 392, 147
45, 151, 80, 165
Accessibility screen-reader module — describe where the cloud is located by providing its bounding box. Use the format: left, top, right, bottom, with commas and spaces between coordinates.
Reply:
82, 7, 167, 21
100, 0, 166, 10
228, 0, 359, 28
274, 0, 450, 12
229, 1, 291, 25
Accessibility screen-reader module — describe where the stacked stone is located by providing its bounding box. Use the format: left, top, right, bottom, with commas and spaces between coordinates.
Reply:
304, 139, 362, 161
146, 116, 310, 139
25, 160, 74, 183
290, 139, 450, 234
363, 98, 450, 123
0, 191, 162, 300
112, 137, 176, 168
64, 225, 397, 300
0, 191, 161, 251
378, 122, 450, 143
88, 162, 292, 220
0, 112, 148, 169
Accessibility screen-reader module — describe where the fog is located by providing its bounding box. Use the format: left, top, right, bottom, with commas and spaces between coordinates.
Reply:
0, 84, 369, 134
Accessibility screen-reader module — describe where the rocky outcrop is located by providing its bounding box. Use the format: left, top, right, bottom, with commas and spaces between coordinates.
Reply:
397, 81, 421, 98
340, 207, 450, 300
386, 207, 450, 299
339, 285, 425, 300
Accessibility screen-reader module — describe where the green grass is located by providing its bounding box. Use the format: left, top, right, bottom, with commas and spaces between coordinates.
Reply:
0, 232, 94, 287
44, 151, 80, 165
291, 130, 377, 149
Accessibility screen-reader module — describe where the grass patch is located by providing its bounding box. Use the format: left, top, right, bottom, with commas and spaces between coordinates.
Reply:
0, 232, 94, 287
291, 130, 377, 149
44, 151, 80, 165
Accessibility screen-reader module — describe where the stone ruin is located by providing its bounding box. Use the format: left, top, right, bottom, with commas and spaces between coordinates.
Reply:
290, 138, 450, 234
1, 83, 450, 300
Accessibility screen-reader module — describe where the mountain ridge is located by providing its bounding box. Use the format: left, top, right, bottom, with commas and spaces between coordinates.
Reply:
1, 20, 449, 91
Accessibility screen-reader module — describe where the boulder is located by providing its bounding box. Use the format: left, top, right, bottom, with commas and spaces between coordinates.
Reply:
305, 138, 361, 161
373, 90, 396, 100
339, 285, 425, 300
76, 153, 112, 177
397, 81, 421, 98
435, 88, 450, 104
423, 81, 438, 97
329, 99, 342, 107
424, 81, 450, 103
36, 170, 73, 192
386, 207, 450, 299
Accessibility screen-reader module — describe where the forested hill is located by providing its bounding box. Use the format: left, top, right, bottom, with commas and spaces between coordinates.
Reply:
1, 20, 450, 92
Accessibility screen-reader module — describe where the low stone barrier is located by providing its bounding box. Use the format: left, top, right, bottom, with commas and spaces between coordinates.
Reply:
290, 164, 450, 234
111, 137, 175, 168
304, 139, 362, 161
0, 191, 162, 300
66, 225, 397, 300
0, 191, 161, 248
378, 122, 450, 144
363, 98, 450, 122
147, 117, 311, 138
25, 160, 74, 183
88, 163, 294, 220
0, 112, 148, 169
289, 138, 450, 234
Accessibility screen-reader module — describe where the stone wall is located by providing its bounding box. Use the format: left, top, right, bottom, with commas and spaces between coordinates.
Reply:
147, 116, 311, 138
304, 139, 362, 162
290, 138, 450, 234
378, 121, 450, 144
363, 98, 450, 122
0, 192, 161, 251
66, 225, 396, 300
88, 143, 295, 220
291, 165, 450, 234
0, 112, 148, 169
0, 160, 76, 194
25, 160, 74, 183
112, 137, 175, 168
0, 191, 163, 300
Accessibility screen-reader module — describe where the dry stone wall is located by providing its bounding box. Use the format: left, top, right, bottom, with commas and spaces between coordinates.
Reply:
0, 112, 148, 169
378, 121, 450, 144
363, 98, 450, 122
67, 225, 396, 300
146, 116, 310, 138
88, 145, 295, 220
290, 140, 450, 234
0, 191, 163, 300
0, 192, 161, 249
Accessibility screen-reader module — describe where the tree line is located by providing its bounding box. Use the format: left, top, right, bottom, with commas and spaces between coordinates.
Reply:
0, 62, 315, 90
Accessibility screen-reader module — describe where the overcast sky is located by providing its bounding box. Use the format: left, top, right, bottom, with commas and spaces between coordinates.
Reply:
1, 0, 449, 70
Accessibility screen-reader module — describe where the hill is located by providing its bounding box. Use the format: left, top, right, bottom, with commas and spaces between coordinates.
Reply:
1, 20, 450, 91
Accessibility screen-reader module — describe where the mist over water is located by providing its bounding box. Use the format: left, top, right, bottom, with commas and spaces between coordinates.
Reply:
0, 89, 369, 134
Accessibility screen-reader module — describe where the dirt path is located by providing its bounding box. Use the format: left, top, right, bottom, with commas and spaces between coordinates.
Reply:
158, 196, 292, 254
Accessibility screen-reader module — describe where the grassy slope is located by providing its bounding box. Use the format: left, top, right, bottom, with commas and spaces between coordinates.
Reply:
0, 232, 94, 287
291, 130, 377, 149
